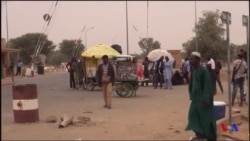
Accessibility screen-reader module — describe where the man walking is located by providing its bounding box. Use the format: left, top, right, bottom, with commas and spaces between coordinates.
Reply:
231, 52, 247, 106
96, 55, 115, 109
185, 52, 217, 141
153, 56, 164, 89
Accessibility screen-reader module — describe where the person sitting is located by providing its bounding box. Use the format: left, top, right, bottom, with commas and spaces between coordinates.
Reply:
172, 70, 184, 85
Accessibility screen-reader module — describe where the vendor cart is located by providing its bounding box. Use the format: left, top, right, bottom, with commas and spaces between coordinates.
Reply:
81, 44, 120, 91
113, 55, 139, 98
83, 57, 100, 91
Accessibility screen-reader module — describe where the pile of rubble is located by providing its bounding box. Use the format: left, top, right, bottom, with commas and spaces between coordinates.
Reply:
46, 115, 95, 128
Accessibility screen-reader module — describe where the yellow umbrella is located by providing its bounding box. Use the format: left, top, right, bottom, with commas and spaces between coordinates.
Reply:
81, 44, 120, 58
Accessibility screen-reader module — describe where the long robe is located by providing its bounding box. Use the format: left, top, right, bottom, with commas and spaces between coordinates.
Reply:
185, 65, 217, 140
163, 60, 173, 80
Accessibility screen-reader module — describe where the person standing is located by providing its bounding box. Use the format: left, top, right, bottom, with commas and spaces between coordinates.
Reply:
66, 57, 75, 89
16, 59, 23, 76
206, 56, 217, 95
183, 58, 190, 84
78, 58, 85, 89
8, 58, 15, 83
231, 52, 247, 107
96, 55, 115, 109
153, 56, 164, 89
163, 56, 173, 89
72, 57, 80, 89
141, 57, 150, 86
215, 59, 223, 93
137, 62, 144, 80
185, 52, 217, 141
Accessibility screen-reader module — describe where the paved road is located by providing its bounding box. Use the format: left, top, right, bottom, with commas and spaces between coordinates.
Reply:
2, 72, 75, 122
1, 72, 248, 140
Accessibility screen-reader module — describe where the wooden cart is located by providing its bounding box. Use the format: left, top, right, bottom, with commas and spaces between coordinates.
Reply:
113, 55, 139, 98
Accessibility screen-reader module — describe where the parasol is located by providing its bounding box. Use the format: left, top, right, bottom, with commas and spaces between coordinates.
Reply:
81, 44, 120, 59
147, 49, 174, 62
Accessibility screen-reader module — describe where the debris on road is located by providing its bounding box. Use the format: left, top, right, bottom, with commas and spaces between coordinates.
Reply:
45, 115, 96, 128
74, 138, 82, 141
58, 115, 73, 128
72, 116, 91, 126
46, 116, 57, 123
83, 111, 93, 113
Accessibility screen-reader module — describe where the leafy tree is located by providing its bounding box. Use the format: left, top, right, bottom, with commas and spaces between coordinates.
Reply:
182, 10, 233, 61
138, 37, 161, 58
8, 33, 55, 65
230, 43, 247, 60
46, 50, 67, 65
59, 39, 85, 59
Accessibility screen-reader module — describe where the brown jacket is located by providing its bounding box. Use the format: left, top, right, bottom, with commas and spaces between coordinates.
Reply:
96, 62, 115, 86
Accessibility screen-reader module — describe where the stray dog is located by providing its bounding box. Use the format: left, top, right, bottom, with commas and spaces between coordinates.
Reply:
236, 92, 248, 106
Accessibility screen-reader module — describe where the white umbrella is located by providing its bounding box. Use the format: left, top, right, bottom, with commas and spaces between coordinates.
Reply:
147, 49, 174, 62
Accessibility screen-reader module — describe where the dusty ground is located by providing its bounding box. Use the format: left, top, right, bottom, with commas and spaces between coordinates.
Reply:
1, 68, 249, 140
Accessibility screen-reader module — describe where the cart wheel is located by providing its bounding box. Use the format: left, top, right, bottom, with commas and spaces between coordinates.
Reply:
116, 83, 133, 98
86, 80, 95, 91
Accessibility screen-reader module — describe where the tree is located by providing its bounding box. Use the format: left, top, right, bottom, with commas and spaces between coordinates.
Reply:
182, 10, 231, 61
138, 37, 161, 58
8, 33, 55, 65
59, 39, 85, 59
230, 43, 247, 60
46, 50, 67, 65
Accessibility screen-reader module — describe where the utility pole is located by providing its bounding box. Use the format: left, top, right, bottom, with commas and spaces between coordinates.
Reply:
147, 0, 149, 40
6, 1, 9, 45
126, 0, 129, 54
195, 0, 198, 51
221, 11, 232, 134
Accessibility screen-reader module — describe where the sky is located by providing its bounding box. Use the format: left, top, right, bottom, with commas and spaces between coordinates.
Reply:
1, 1, 249, 54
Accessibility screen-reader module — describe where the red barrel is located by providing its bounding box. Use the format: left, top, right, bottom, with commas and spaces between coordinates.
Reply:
12, 84, 39, 123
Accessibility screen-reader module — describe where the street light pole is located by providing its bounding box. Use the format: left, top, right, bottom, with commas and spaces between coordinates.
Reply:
195, 0, 198, 51
147, 0, 149, 40
126, 0, 129, 54
221, 11, 232, 134
242, 15, 249, 116
85, 27, 94, 48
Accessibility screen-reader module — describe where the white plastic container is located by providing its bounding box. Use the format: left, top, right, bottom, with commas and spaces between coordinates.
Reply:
213, 101, 226, 120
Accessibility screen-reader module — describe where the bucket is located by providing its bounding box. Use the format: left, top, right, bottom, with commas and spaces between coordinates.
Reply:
213, 101, 226, 120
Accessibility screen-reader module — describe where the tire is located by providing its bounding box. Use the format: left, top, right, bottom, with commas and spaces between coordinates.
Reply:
116, 83, 134, 98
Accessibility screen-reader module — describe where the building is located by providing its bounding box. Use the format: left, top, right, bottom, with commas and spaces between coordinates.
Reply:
167, 50, 182, 69
1, 38, 20, 79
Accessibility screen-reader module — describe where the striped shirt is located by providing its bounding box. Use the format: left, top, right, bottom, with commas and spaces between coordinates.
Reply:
102, 64, 109, 79
233, 59, 247, 79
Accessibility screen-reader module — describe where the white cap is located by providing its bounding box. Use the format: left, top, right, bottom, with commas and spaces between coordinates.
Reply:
191, 51, 201, 58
